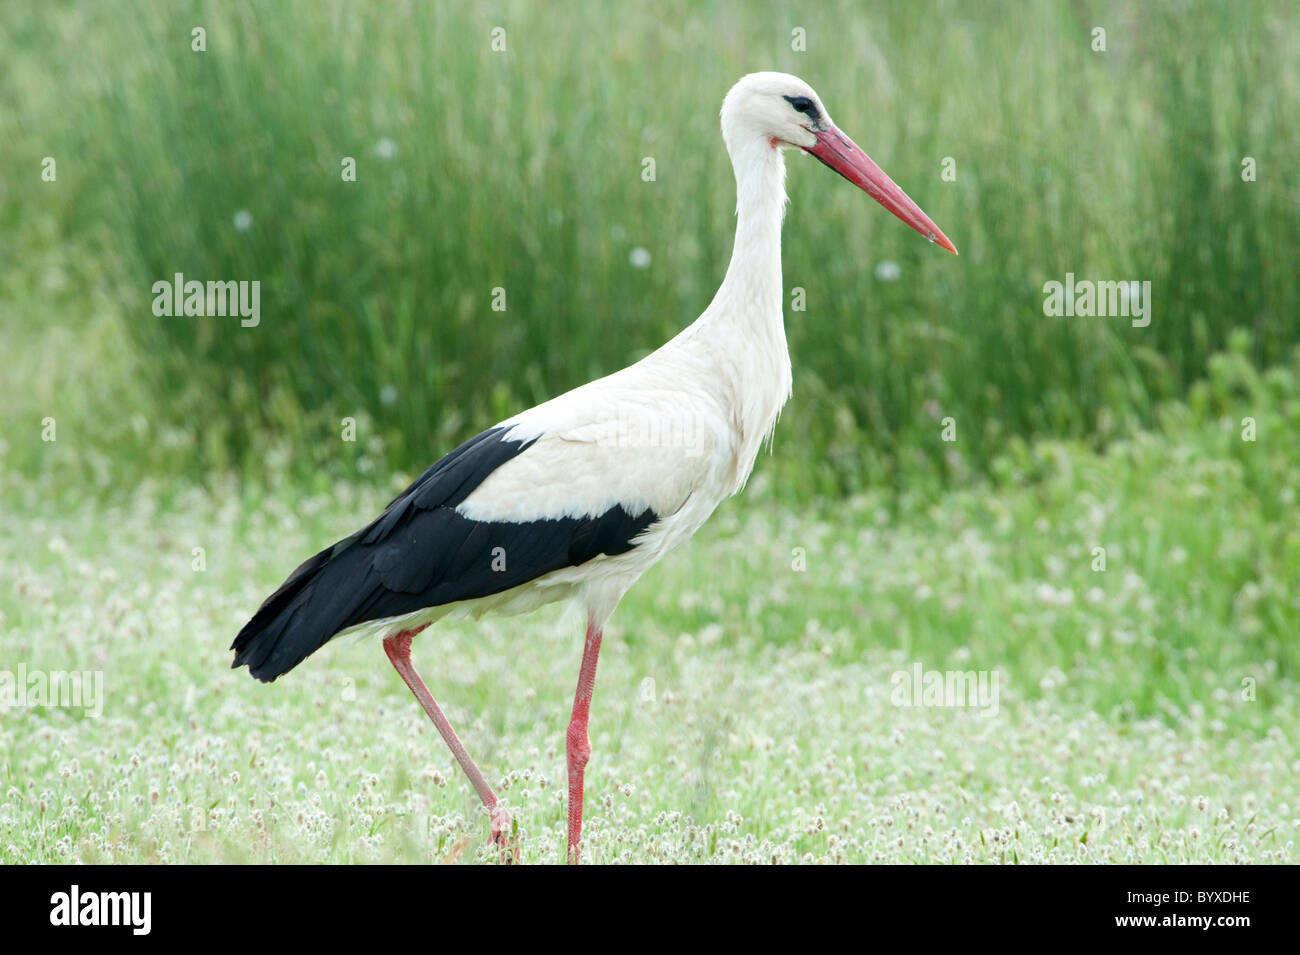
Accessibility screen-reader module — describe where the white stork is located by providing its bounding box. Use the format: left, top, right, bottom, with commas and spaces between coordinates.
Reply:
232, 71, 956, 864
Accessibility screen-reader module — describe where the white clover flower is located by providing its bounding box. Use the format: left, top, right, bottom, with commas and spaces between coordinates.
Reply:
874, 260, 901, 281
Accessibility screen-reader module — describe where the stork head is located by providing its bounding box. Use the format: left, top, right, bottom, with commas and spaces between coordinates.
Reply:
721, 71, 957, 255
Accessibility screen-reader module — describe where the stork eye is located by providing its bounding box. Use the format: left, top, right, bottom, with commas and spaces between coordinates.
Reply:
784, 95, 818, 119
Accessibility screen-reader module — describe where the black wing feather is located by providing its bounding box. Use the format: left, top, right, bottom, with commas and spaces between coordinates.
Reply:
231, 427, 657, 682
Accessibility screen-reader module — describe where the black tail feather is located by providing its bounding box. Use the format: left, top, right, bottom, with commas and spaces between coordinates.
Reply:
230, 538, 360, 682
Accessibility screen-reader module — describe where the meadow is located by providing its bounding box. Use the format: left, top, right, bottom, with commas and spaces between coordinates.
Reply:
3, 344, 1296, 863
1, 0, 1297, 864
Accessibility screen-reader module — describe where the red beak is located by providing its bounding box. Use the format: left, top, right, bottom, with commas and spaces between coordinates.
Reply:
805, 125, 958, 255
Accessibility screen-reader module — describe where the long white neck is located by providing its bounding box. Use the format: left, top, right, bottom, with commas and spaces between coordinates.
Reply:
685, 137, 795, 489
711, 138, 789, 324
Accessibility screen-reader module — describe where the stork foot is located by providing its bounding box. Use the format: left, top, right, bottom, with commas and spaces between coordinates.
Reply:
489, 804, 520, 864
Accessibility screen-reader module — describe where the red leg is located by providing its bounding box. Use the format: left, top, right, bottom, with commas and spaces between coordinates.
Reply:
566, 615, 603, 864
383, 625, 518, 864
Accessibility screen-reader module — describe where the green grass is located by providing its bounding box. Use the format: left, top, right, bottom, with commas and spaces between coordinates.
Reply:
2, 0, 1298, 494
3, 344, 1295, 863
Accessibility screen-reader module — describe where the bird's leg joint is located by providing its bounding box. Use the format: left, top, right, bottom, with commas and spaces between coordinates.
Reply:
381, 624, 430, 666
566, 718, 592, 774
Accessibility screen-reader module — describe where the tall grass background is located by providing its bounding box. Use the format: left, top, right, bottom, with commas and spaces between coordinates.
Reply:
2, 0, 1297, 499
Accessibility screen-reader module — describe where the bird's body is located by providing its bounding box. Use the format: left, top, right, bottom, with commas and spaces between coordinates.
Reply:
233, 71, 955, 863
